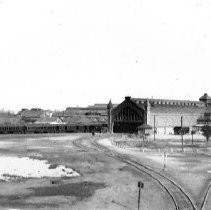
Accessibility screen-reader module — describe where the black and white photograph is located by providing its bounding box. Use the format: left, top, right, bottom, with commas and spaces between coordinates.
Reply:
0, 0, 211, 209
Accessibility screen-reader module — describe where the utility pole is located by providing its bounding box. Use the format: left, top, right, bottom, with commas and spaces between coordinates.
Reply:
181, 116, 184, 152
154, 115, 156, 141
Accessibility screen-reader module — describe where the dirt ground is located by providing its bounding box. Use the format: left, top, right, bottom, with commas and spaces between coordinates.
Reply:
0, 133, 175, 210
108, 133, 211, 209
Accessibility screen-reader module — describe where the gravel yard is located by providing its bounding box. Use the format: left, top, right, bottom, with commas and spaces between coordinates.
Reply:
0, 133, 175, 210
107, 133, 211, 209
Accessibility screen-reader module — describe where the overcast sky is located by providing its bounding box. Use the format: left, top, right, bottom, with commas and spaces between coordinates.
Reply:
0, 0, 211, 111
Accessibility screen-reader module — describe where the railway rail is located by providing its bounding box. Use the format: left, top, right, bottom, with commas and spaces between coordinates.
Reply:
72, 136, 197, 210
201, 183, 211, 210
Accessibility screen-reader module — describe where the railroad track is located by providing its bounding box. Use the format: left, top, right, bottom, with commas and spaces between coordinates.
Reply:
72, 136, 197, 210
72, 137, 91, 151
201, 183, 211, 210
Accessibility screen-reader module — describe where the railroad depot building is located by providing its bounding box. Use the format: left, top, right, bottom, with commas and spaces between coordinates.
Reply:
107, 93, 211, 134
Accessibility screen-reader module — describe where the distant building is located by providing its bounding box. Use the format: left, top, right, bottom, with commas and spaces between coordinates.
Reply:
18, 108, 53, 123
197, 107, 211, 126
107, 93, 211, 134
0, 115, 24, 126
65, 104, 111, 116
17, 104, 109, 128
34, 117, 64, 125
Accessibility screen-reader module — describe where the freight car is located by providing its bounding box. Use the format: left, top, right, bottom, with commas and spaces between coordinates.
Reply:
0, 125, 27, 134
0, 124, 107, 134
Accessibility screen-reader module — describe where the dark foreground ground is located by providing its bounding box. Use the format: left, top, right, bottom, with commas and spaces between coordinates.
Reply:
0, 133, 174, 210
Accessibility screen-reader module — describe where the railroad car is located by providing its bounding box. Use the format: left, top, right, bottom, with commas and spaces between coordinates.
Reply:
0, 123, 107, 134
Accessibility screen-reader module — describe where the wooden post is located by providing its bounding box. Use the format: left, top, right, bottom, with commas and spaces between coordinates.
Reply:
163, 152, 167, 170
181, 116, 184, 152
154, 115, 156, 141
138, 181, 144, 210
191, 130, 195, 150
111, 122, 113, 134
143, 129, 145, 141
138, 184, 141, 210
192, 133, 193, 146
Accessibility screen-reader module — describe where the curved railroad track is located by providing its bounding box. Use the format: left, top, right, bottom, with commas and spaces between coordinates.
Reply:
72, 137, 92, 151
72, 136, 197, 210
201, 183, 211, 210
